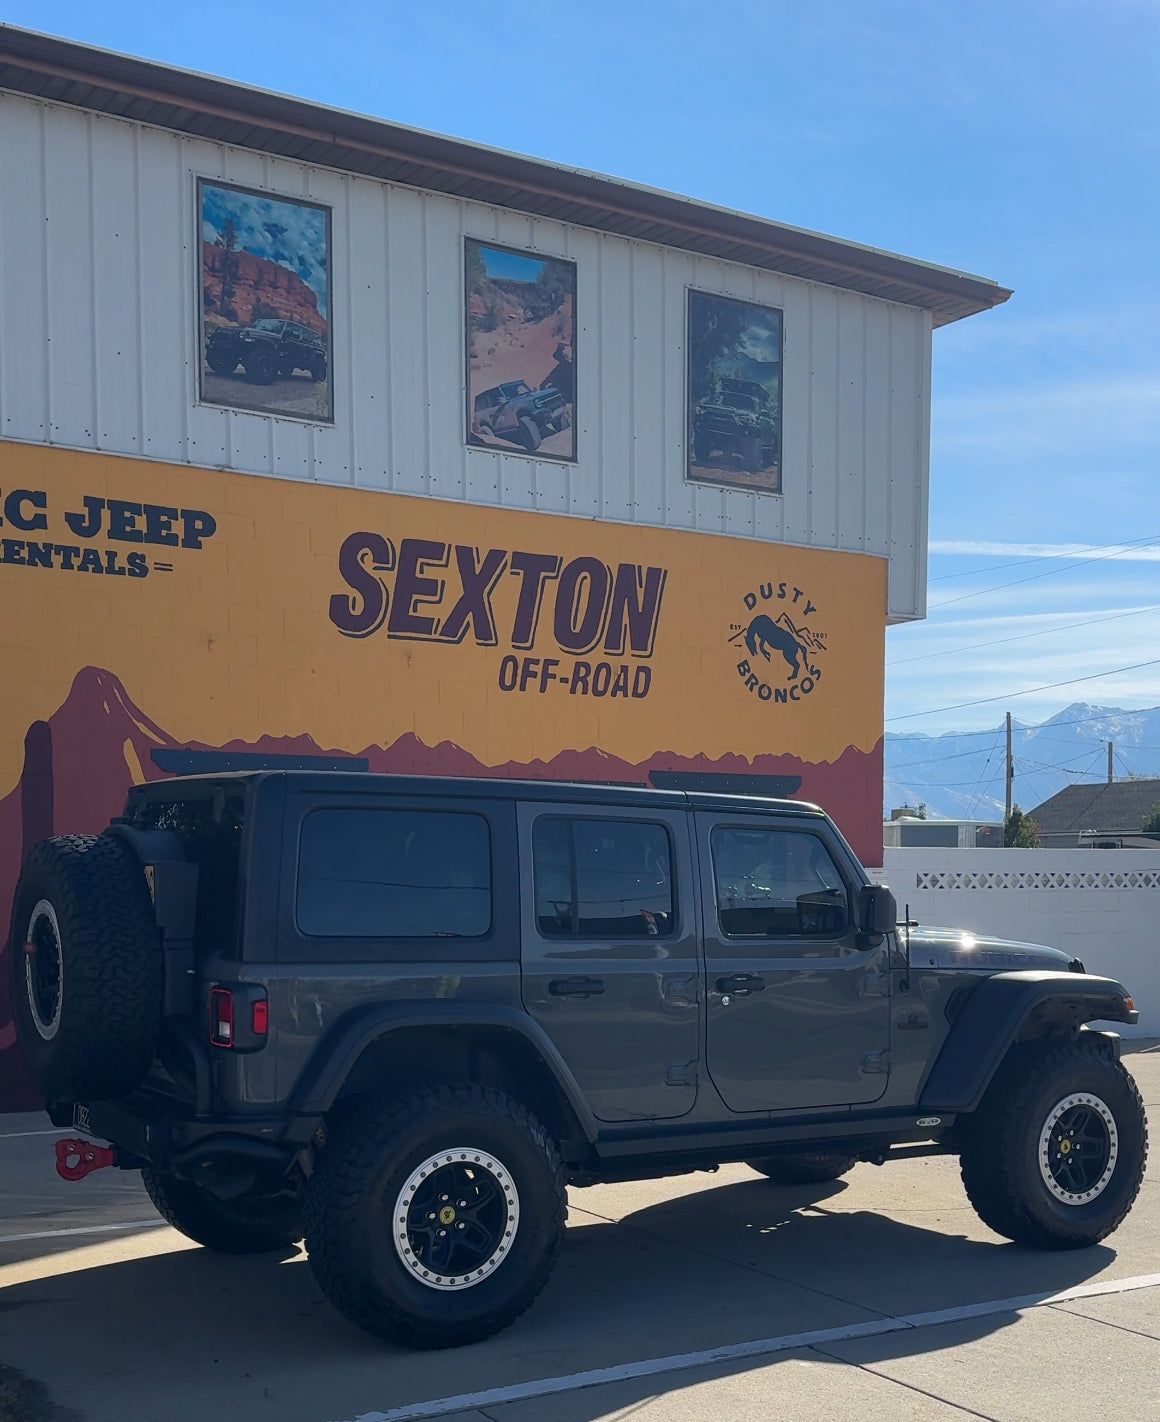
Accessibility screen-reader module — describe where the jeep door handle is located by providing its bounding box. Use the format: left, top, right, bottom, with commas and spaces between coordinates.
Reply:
715, 973, 766, 997
549, 976, 606, 999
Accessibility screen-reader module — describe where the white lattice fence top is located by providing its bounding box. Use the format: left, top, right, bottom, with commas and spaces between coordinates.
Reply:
914, 869, 1160, 891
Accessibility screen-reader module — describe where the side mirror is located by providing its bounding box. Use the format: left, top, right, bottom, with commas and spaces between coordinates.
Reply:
858, 883, 897, 939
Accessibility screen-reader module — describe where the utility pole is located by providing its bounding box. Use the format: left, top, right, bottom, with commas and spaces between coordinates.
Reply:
1005, 711, 1013, 822
1108, 741, 1114, 785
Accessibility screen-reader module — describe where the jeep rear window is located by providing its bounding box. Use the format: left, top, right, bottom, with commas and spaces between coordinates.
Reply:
296, 808, 491, 938
133, 793, 244, 953
533, 817, 674, 938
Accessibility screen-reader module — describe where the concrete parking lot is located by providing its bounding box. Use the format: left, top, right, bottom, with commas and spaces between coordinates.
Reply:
2, 1048, 1160, 1422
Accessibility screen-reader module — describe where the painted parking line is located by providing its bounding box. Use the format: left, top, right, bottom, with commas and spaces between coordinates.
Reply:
0, 1220, 162, 1245
0, 1128, 69, 1139
334, 1271, 1160, 1422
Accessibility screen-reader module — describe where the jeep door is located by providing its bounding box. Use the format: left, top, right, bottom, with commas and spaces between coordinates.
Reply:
695, 813, 890, 1113
518, 803, 700, 1122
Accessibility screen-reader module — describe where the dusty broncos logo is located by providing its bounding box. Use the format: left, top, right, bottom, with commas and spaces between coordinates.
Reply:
728, 581, 827, 705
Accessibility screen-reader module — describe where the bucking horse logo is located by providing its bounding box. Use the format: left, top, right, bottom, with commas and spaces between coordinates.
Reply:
729, 613, 826, 682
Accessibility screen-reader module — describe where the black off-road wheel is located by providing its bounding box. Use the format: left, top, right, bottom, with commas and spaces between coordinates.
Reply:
245, 347, 277, 384
516, 416, 541, 453
959, 1041, 1147, 1249
693, 434, 712, 462
143, 1170, 302, 1254
304, 1082, 566, 1349
310, 355, 327, 383
9, 834, 162, 1101
747, 1153, 857, 1185
206, 347, 239, 376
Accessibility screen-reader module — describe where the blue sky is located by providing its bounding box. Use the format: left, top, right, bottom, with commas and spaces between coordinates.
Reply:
12, 1, 1160, 735
477, 246, 548, 285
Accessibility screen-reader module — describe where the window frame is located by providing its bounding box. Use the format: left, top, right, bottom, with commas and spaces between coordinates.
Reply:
531, 812, 678, 942
708, 822, 854, 944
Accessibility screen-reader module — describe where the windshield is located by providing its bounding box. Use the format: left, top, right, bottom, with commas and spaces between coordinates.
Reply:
253, 319, 284, 333
498, 381, 531, 397
720, 394, 759, 412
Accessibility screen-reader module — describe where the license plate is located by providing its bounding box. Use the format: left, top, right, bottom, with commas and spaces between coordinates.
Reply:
72, 1102, 93, 1136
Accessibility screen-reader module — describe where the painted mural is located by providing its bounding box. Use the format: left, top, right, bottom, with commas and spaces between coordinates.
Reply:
0, 442, 885, 1108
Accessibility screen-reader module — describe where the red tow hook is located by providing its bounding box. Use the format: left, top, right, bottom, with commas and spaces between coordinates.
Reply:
55, 1138, 117, 1181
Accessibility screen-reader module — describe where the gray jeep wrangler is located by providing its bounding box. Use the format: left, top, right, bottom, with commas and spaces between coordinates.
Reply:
10, 773, 1146, 1350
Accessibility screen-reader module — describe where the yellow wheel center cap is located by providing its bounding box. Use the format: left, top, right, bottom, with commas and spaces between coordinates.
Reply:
439, 1205, 457, 1225
1060, 1139, 1071, 1155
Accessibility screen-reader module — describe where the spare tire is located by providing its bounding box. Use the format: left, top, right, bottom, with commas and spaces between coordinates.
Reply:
9, 834, 162, 1100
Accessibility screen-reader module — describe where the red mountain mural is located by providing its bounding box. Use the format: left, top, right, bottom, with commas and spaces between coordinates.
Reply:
202, 242, 325, 334
0, 667, 882, 1111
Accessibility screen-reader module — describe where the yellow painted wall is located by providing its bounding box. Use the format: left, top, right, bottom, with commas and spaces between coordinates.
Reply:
0, 442, 886, 792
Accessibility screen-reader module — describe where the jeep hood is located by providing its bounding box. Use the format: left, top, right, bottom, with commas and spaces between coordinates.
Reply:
903, 925, 1075, 973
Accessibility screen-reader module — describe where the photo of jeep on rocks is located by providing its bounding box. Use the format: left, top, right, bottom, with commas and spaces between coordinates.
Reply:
688, 290, 783, 493
471, 378, 571, 454
466, 239, 576, 461
199, 180, 332, 423
693, 376, 779, 473
205, 319, 327, 386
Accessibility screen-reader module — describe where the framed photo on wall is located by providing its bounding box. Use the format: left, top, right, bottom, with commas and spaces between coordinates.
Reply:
687, 290, 782, 493
197, 179, 333, 423
465, 238, 576, 461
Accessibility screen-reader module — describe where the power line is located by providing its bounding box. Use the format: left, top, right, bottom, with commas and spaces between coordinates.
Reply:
927, 533, 1160, 612
886, 657, 1160, 724
888, 603, 1160, 667
926, 531, 1160, 584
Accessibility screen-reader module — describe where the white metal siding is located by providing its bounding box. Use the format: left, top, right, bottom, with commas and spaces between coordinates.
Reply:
0, 92, 931, 619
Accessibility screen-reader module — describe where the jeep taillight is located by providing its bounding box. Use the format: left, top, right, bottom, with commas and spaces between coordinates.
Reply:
209, 985, 269, 1050
209, 986, 234, 1047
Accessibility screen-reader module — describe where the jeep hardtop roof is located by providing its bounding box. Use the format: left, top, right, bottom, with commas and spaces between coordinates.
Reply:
129, 770, 829, 821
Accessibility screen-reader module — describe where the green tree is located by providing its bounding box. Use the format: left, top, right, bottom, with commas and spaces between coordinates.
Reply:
1141, 802, 1160, 834
1004, 805, 1039, 848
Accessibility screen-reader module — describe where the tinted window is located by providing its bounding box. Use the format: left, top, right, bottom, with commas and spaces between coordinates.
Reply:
533, 818, 674, 938
711, 827, 848, 937
297, 808, 491, 938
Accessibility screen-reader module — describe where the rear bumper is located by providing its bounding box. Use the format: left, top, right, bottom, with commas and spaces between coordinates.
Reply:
46, 1094, 312, 1175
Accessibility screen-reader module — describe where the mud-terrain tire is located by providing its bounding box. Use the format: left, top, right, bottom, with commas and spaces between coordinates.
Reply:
747, 1153, 857, 1185
693, 433, 712, 462
304, 1082, 566, 1349
143, 1169, 302, 1254
516, 416, 541, 453
959, 1041, 1147, 1249
206, 347, 238, 376
309, 355, 327, 383
245, 347, 277, 384
10, 834, 162, 1100
741, 435, 763, 469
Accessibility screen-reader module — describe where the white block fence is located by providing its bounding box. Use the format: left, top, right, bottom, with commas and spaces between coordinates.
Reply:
879, 849, 1160, 1038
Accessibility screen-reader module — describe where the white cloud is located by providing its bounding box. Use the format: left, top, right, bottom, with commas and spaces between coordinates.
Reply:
929, 540, 1160, 561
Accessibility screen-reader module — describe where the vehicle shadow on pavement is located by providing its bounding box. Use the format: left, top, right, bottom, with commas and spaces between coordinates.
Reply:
0, 1175, 1122, 1422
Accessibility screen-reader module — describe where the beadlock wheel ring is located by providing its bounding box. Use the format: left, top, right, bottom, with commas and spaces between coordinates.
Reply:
392, 1147, 520, 1292
25, 900, 63, 1042
1037, 1091, 1119, 1205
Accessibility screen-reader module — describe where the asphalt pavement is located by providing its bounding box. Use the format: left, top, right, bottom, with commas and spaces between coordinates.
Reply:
2, 1048, 1159, 1422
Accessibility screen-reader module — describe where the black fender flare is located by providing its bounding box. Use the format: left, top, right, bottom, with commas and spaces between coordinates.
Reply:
288, 1002, 600, 1143
918, 970, 1137, 1115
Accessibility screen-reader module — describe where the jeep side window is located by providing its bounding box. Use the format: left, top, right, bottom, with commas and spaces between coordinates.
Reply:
711, 827, 849, 937
533, 817, 674, 938
296, 808, 491, 938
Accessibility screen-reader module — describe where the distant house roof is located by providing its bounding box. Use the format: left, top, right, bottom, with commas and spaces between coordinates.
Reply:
0, 25, 1012, 326
1028, 780, 1160, 836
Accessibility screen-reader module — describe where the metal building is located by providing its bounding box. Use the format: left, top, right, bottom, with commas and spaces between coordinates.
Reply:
0, 27, 1009, 1104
